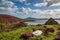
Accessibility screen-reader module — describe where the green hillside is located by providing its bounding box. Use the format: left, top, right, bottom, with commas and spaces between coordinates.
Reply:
0, 25, 60, 40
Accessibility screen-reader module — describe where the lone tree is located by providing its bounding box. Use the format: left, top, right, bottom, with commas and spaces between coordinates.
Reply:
45, 18, 59, 25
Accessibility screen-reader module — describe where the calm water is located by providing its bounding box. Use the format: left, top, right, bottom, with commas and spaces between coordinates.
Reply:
25, 20, 60, 25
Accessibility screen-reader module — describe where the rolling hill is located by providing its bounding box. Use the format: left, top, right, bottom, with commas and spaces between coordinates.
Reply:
0, 14, 23, 23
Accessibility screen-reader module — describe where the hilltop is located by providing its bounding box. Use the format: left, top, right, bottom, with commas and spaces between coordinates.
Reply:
45, 18, 59, 25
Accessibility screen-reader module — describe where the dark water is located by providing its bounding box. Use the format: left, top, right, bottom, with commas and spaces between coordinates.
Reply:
25, 20, 60, 25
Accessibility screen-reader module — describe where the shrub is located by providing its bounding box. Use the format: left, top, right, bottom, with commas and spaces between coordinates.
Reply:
13, 21, 27, 28
20, 32, 34, 40
46, 28, 54, 33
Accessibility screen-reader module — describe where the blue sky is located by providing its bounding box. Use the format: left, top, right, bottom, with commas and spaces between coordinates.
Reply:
0, 0, 60, 18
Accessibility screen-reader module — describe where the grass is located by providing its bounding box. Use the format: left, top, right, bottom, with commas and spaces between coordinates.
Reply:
0, 25, 60, 40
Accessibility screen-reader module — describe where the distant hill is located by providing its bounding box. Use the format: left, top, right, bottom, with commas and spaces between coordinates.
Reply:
25, 17, 60, 20
0, 14, 23, 23
25, 17, 50, 20
25, 17, 38, 21
45, 18, 59, 25
25, 17, 38, 20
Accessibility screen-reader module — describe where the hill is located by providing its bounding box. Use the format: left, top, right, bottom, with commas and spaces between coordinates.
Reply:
0, 14, 23, 23
25, 17, 60, 20
0, 14, 27, 32
45, 18, 59, 25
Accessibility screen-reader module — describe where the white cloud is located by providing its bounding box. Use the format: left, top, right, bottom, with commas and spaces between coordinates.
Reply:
18, 7, 32, 15
0, 7, 18, 14
18, 7, 60, 18
0, 1, 14, 8
34, 0, 60, 7
0, 0, 19, 15
34, 2, 47, 7
0, 0, 60, 18
19, 0, 31, 5
50, 3, 60, 7
19, 0, 26, 3
25, 3, 31, 5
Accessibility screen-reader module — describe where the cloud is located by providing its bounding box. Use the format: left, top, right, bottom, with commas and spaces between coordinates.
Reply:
0, 0, 30, 18
18, 7, 60, 18
34, 2, 47, 7
19, 0, 26, 3
0, 0, 18, 15
10, 0, 26, 3
45, 0, 60, 6
19, 0, 31, 5
0, 7, 18, 13
0, 0, 14, 8
34, 0, 60, 7
50, 3, 60, 7
0, 0, 60, 18
17, 7, 32, 15
25, 3, 31, 5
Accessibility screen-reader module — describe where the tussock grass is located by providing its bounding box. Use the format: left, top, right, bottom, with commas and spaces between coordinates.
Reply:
0, 25, 60, 40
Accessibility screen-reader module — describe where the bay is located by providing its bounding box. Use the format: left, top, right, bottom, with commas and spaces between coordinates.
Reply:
25, 20, 60, 25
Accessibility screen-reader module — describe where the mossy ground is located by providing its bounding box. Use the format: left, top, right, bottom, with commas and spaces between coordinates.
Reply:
0, 25, 60, 40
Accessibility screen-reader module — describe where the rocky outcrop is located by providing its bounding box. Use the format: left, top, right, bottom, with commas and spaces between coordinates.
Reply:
45, 18, 59, 25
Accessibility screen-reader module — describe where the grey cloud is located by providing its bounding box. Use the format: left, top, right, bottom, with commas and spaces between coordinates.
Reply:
46, 0, 60, 6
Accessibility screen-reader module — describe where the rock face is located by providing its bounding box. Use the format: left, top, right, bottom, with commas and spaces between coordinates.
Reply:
45, 18, 59, 25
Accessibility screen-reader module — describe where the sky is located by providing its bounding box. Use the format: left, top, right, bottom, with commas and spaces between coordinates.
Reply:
0, 0, 60, 18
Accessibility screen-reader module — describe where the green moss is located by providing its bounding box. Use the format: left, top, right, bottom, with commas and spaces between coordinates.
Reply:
0, 25, 59, 40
